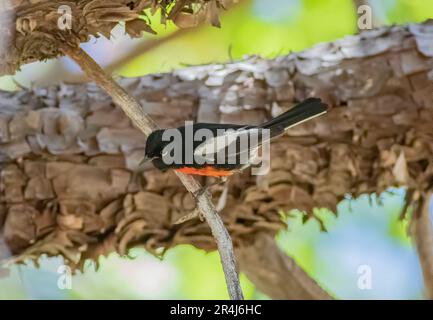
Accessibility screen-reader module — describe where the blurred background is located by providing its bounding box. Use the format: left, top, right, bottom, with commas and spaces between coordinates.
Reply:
1, 0, 433, 299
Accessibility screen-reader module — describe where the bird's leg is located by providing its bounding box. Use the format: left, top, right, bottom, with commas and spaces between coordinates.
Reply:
193, 177, 228, 220
174, 207, 202, 224
174, 177, 229, 225
215, 179, 229, 212
192, 176, 228, 199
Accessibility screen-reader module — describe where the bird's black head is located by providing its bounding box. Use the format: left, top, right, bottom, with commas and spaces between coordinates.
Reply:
144, 129, 166, 158
142, 129, 176, 171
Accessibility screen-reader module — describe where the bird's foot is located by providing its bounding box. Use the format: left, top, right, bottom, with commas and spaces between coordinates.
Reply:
174, 208, 204, 225
174, 177, 229, 225
193, 186, 212, 199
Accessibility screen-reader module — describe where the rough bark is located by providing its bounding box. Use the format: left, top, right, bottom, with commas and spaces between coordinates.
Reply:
2, 22, 433, 298
0, 0, 234, 76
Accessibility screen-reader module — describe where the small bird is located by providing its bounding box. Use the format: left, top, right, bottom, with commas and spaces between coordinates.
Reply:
142, 98, 328, 178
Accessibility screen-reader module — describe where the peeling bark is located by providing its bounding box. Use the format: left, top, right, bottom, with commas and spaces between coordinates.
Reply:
0, 0, 234, 75
2, 22, 433, 298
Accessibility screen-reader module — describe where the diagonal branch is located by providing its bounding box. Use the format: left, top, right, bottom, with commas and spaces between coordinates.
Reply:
60, 45, 244, 300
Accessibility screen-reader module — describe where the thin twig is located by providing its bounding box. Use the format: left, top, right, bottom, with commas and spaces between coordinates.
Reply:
61, 45, 244, 300
174, 208, 202, 224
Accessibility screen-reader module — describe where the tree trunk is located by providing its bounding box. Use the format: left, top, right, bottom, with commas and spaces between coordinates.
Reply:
1, 22, 433, 299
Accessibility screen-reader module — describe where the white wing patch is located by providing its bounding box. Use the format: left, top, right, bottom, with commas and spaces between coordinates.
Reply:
194, 128, 251, 163
192, 108, 327, 165
285, 110, 327, 129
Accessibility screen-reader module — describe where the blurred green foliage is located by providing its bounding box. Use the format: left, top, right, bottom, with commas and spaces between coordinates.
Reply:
120, 0, 357, 76
379, 0, 433, 24
119, 0, 433, 77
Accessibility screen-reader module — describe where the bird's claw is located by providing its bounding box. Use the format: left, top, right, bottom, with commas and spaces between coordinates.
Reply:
174, 208, 204, 224
193, 186, 212, 199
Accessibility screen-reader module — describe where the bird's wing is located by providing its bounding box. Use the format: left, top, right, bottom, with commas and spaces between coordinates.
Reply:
193, 127, 263, 163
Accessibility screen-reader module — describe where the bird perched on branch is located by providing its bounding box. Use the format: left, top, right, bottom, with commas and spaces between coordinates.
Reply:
141, 98, 328, 179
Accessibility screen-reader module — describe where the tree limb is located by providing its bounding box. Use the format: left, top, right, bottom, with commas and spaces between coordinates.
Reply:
60, 45, 244, 300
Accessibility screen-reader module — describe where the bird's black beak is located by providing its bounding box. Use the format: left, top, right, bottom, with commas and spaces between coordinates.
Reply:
139, 155, 155, 168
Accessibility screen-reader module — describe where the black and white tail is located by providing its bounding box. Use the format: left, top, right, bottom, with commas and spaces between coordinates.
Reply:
191, 98, 327, 163
261, 98, 328, 137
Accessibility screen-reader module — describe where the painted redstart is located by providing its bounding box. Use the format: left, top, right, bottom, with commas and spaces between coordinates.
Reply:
142, 98, 328, 177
